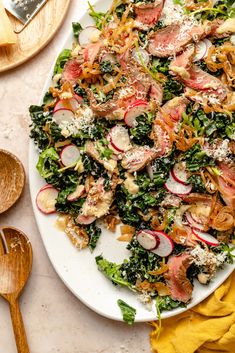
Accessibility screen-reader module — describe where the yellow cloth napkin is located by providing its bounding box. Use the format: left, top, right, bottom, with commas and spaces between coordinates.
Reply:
150, 271, 235, 353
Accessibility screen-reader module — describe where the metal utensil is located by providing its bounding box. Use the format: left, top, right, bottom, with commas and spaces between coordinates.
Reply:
0, 226, 32, 353
3, 0, 48, 33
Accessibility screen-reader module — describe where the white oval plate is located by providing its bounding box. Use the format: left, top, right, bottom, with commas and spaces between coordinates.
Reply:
29, 0, 235, 322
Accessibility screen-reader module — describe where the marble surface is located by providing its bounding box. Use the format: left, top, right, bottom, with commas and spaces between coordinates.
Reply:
0, 1, 151, 352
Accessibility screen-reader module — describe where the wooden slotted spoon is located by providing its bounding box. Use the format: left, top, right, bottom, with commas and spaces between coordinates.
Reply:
0, 226, 33, 353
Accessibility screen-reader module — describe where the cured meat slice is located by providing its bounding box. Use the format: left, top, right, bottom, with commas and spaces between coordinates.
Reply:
121, 146, 158, 172
134, 0, 165, 27
85, 141, 117, 173
148, 22, 204, 57
164, 254, 193, 302
169, 45, 195, 80
61, 59, 82, 84
83, 41, 103, 64
179, 66, 227, 98
78, 178, 114, 219
159, 96, 189, 123
87, 89, 118, 117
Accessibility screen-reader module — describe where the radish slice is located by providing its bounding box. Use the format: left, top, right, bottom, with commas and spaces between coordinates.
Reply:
171, 162, 188, 185
124, 100, 148, 127
164, 171, 192, 195
185, 212, 205, 231
137, 230, 159, 250
192, 229, 219, 246
76, 214, 96, 225
53, 108, 74, 125
131, 47, 150, 66
151, 231, 174, 257
146, 163, 154, 180
54, 95, 83, 112
194, 39, 212, 61
60, 145, 80, 167
36, 185, 58, 214
67, 185, 85, 202
79, 26, 101, 47
99, 52, 117, 64
106, 133, 121, 157
109, 125, 131, 153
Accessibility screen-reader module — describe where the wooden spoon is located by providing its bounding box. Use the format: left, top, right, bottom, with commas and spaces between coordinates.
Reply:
0, 149, 25, 214
0, 226, 33, 353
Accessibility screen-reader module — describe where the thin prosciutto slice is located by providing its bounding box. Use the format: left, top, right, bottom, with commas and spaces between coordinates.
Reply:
170, 48, 227, 99
134, 0, 165, 27
121, 146, 158, 173
217, 163, 235, 209
158, 96, 189, 123
61, 59, 82, 84
152, 96, 189, 155
83, 41, 103, 64
148, 22, 204, 57
164, 254, 193, 303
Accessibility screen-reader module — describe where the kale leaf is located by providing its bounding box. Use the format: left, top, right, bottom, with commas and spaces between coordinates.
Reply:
86, 223, 101, 251
130, 113, 154, 146
95, 255, 132, 288
72, 22, 82, 38
53, 49, 71, 75
117, 299, 136, 325
88, 1, 107, 30
183, 144, 215, 172
156, 296, 185, 312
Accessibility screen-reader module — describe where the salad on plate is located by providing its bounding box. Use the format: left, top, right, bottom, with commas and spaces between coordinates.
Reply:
30, 0, 235, 323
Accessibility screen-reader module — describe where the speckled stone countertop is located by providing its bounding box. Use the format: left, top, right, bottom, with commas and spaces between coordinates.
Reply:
0, 1, 151, 352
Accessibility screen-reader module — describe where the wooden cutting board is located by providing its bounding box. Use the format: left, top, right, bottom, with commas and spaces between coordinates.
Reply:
0, 0, 70, 73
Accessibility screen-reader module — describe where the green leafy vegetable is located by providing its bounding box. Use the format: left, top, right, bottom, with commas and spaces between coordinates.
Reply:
72, 22, 83, 38
130, 113, 154, 146
156, 295, 185, 312
86, 223, 101, 251
53, 49, 71, 75
188, 174, 206, 193
183, 144, 215, 172
100, 60, 113, 73
88, 1, 107, 30
36, 147, 59, 178
117, 299, 136, 325
96, 255, 132, 288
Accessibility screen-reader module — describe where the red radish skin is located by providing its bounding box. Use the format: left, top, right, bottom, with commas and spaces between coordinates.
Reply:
79, 26, 101, 47
36, 185, 59, 214
54, 95, 83, 113
60, 145, 80, 167
124, 100, 148, 127
53, 108, 74, 125
137, 230, 159, 250
151, 231, 174, 257
192, 229, 219, 246
109, 126, 131, 153
171, 163, 188, 185
185, 212, 205, 231
164, 171, 192, 195
106, 133, 121, 157
76, 215, 96, 225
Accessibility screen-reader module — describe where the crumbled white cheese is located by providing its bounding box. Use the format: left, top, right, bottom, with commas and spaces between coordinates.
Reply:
138, 292, 153, 311
203, 139, 231, 161
124, 172, 139, 194
190, 245, 226, 278
160, 0, 186, 26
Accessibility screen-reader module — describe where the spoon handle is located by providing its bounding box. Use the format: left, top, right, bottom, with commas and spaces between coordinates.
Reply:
9, 299, 30, 353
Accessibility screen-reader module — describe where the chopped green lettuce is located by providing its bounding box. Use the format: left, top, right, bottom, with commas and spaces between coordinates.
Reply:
117, 299, 136, 325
